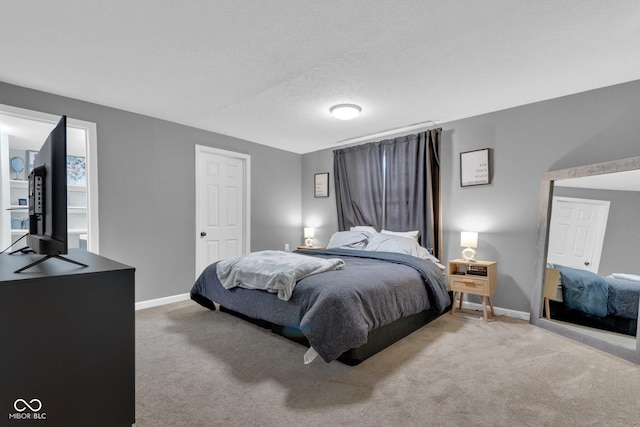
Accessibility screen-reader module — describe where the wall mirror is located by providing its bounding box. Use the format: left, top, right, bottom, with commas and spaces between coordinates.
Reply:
531, 156, 640, 364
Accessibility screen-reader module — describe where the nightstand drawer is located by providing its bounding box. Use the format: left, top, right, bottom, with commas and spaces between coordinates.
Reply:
450, 276, 489, 294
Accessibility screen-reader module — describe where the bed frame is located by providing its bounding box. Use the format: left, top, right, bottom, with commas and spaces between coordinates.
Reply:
547, 300, 637, 337
217, 304, 448, 365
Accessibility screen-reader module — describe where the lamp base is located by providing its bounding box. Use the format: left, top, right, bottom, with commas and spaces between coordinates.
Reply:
305, 238, 313, 247
462, 247, 476, 261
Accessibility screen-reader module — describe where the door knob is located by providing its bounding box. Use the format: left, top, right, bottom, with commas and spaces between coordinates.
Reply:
584, 261, 590, 266
200, 231, 207, 237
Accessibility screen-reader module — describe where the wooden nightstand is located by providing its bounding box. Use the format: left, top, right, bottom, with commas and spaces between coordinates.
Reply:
448, 259, 497, 322
296, 246, 325, 250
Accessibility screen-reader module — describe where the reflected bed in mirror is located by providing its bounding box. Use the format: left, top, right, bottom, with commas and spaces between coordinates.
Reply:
531, 156, 640, 364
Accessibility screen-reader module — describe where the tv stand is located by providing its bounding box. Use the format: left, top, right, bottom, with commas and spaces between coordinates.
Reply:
14, 253, 89, 273
7, 246, 34, 255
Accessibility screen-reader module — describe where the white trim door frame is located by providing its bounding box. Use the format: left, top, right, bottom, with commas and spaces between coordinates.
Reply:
0, 104, 99, 253
195, 145, 251, 279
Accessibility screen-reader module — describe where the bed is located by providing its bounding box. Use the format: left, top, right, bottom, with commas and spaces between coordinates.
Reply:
545, 265, 640, 337
190, 231, 451, 365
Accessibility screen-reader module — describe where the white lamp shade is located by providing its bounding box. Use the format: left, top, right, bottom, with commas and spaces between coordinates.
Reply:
460, 231, 478, 248
304, 227, 315, 247
460, 231, 478, 261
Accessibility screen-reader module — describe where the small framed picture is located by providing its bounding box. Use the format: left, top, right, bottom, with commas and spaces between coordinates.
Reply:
314, 172, 329, 198
67, 156, 87, 185
460, 148, 492, 187
27, 150, 38, 174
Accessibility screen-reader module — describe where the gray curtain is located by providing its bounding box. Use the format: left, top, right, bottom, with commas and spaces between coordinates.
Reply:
334, 142, 384, 230
333, 129, 441, 257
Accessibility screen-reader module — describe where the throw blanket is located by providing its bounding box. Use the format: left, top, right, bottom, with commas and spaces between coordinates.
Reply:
216, 250, 345, 301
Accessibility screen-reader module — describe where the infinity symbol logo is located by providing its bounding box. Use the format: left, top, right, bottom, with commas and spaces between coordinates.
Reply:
14, 398, 42, 412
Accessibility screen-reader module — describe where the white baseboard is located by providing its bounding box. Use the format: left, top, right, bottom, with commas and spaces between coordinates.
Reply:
460, 301, 530, 321
135, 293, 191, 311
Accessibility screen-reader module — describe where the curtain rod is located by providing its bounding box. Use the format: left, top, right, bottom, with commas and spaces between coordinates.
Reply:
335, 120, 440, 146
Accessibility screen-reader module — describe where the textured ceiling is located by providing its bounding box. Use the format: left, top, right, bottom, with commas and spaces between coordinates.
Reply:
1, 1, 639, 154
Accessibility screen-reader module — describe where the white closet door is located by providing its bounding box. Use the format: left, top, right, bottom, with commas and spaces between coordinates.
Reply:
195, 145, 250, 278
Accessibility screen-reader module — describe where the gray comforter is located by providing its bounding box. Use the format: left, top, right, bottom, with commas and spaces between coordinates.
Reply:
191, 248, 449, 362
605, 276, 640, 320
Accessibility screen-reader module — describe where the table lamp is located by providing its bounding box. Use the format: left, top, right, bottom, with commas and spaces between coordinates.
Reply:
460, 231, 478, 261
304, 227, 315, 247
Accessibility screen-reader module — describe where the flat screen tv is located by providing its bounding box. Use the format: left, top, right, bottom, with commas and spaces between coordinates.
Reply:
13, 115, 87, 273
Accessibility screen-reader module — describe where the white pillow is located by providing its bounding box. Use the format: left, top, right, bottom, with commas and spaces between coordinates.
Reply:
350, 225, 378, 235
364, 233, 424, 258
416, 246, 441, 265
381, 229, 419, 242
326, 231, 373, 250
611, 273, 640, 282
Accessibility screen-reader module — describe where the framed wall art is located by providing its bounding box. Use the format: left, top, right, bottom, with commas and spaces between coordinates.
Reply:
314, 172, 329, 197
27, 150, 38, 174
67, 155, 87, 185
460, 148, 492, 187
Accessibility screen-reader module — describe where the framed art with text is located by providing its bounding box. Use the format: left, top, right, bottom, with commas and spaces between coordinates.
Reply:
460, 148, 492, 187
314, 172, 329, 197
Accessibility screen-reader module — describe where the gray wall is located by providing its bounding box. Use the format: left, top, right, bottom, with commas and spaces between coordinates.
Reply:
6, 78, 640, 311
553, 186, 640, 277
301, 79, 640, 313
1, 82, 302, 302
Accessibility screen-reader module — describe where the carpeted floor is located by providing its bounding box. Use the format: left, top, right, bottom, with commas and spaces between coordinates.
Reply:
135, 301, 640, 426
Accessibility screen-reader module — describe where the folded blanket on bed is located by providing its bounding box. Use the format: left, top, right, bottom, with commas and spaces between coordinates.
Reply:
216, 250, 345, 301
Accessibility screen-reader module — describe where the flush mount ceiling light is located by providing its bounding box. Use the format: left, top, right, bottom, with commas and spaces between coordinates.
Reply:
330, 104, 362, 120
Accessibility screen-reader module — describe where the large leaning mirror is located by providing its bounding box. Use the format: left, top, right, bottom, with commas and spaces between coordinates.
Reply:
531, 156, 640, 364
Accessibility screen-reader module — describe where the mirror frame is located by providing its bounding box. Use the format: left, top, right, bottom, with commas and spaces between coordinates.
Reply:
530, 156, 640, 364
